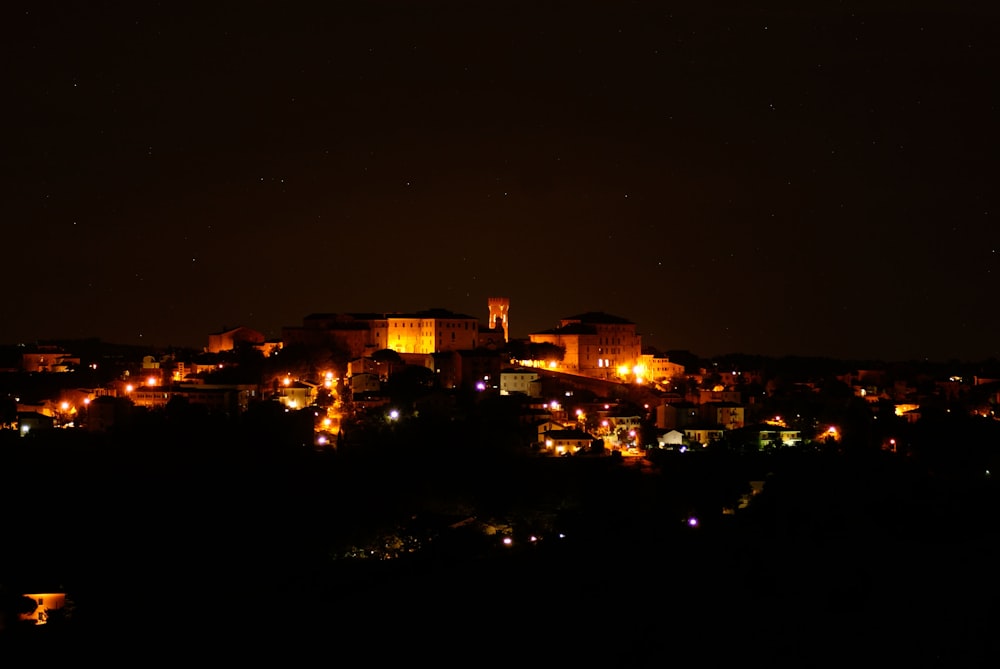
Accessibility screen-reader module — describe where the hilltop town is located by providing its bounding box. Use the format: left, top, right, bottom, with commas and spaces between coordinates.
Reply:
5, 297, 999, 456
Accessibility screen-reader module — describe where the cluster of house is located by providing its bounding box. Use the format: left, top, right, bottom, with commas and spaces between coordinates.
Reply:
4, 300, 997, 453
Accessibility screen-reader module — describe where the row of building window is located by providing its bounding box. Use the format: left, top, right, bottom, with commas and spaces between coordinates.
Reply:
390, 321, 474, 329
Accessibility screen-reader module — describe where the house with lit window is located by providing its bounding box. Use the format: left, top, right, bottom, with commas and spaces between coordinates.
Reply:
745, 424, 802, 448
541, 428, 596, 455
656, 402, 701, 430
637, 354, 686, 383
19, 592, 66, 626
683, 427, 726, 447
16, 411, 53, 437
278, 380, 316, 409
702, 402, 746, 430
529, 312, 642, 379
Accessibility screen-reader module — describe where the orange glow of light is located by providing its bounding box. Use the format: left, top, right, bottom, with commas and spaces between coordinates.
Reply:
283, 376, 292, 386
124, 384, 134, 393
19, 593, 65, 626
60, 401, 70, 412
146, 376, 158, 387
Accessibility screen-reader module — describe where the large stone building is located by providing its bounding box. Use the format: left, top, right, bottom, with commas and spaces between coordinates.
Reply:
282, 313, 385, 359
385, 308, 479, 354
207, 326, 266, 353
283, 308, 480, 359
529, 312, 642, 379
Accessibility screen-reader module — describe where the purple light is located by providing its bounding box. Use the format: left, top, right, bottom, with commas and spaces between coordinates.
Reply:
687, 517, 699, 528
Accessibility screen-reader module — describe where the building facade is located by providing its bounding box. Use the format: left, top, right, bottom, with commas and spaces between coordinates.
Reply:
283, 309, 479, 358
529, 312, 641, 379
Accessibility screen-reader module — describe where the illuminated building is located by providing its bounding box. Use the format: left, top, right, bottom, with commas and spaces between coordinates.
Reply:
530, 312, 641, 378
283, 313, 385, 359
682, 427, 726, 446
16, 411, 54, 436
702, 402, 746, 429
350, 372, 381, 396
541, 428, 596, 455
19, 345, 79, 372
386, 309, 479, 354
283, 309, 479, 358
19, 593, 66, 625
747, 424, 802, 448
637, 354, 686, 384
278, 380, 316, 409
500, 368, 541, 397
657, 429, 685, 448
207, 326, 266, 353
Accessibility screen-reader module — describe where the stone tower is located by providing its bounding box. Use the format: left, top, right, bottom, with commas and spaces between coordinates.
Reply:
487, 297, 510, 342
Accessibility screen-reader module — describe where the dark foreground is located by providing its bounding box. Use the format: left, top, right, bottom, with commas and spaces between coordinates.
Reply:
3, 436, 999, 666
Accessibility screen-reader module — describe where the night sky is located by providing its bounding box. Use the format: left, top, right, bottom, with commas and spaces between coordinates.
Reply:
6, 2, 999, 361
